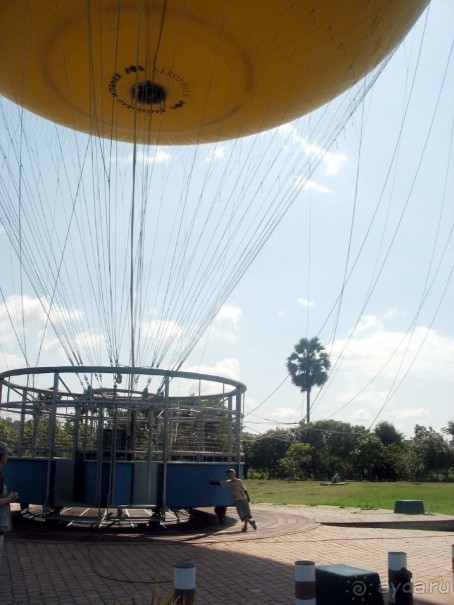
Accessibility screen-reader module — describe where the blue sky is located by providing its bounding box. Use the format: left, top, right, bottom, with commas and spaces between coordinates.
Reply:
186, 0, 454, 437
0, 0, 453, 438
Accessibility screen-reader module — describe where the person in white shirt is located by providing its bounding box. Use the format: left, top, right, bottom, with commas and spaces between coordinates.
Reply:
209, 468, 257, 532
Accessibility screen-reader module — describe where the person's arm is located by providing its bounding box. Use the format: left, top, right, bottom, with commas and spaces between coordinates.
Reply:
236, 478, 249, 500
0, 491, 18, 506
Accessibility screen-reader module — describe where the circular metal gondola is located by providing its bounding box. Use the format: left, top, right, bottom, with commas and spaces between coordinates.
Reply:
0, 366, 246, 525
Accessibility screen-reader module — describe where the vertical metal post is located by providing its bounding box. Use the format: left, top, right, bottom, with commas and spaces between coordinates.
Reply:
108, 401, 118, 508
44, 371, 59, 511
161, 375, 170, 514
235, 391, 242, 469
32, 408, 39, 454
95, 404, 105, 510
227, 395, 233, 457
197, 414, 204, 453
73, 403, 81, 459
147, 408, 153, 504
19, 388, 27, 455
131, 409, 137, 459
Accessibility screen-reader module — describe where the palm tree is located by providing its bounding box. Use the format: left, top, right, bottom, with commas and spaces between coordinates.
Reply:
286, 337, 330, 423
441, 421, 454, 443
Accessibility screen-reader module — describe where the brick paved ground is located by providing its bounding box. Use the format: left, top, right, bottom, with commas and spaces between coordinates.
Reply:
1, 505, 452, 604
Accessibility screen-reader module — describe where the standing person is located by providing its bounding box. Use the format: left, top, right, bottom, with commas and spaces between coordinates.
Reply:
0, 441, 18, 567
209, 468, 257, 532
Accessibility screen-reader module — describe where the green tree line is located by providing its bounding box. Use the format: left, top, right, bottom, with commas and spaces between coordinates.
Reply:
2, 415, 452, 482
243, 420, 454, 482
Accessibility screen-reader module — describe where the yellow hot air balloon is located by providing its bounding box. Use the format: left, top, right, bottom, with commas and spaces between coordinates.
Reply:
0, 0, 451, 527
0, 0, 429, 144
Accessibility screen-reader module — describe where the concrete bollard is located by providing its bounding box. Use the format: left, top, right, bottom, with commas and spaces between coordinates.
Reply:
295, 560, 316, 604
173, 561, 196, 605
388, 552, 412, 604
452, 545, 454, 590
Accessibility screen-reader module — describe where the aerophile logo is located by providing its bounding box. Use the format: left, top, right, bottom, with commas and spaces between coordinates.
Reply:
108, 64, 190, 113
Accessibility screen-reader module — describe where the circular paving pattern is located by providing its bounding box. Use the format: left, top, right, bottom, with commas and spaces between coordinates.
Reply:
10, 505, 317, 544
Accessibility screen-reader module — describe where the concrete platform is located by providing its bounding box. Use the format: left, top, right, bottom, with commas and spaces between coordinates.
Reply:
1, 504, 453, 604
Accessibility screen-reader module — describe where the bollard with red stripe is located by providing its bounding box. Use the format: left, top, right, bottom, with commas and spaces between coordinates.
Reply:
295, 560, 316, 605
388, 552, 413, 605
173, 561, 196, 605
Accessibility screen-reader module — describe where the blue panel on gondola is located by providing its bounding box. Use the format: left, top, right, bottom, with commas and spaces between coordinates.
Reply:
3, 458, 48, 504
84, 461, 133, 506
166, 463, 237, 509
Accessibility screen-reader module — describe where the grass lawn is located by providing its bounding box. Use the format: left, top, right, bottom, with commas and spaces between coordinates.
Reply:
246, 479, 454, 515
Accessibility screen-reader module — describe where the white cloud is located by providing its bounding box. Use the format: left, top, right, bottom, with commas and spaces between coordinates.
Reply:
142, 318, 183, 342
333, 325, 454, 381
205, 145, 226, 161
275, 297, 314, 321
322, 323, 454, 435
215, 304, 242, 326
47, 305, 83, 325
264, 406, 298, 421
387, 408, 431, 436
0, 294, 44, 329
322, 150, 348, 175
210, 304, 242, 341
384, 308, 405, 319
40, 336, 68, 356
0, 294, 110, 368
117, 149, 171, 164
349, 408, 373, 423
193, 357, 240, 381
72, 331, 105, 356
0, 295, 83, 342
0, 350, 25, 374
182, 357, 241, 395
334, 387, 390, 409
389, 408, 430, 420
278, 123, 348, 176
333, 308, 454, 373
297, 298, 314, 308
301, 179, 330, 193
355, 314, 381, 332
